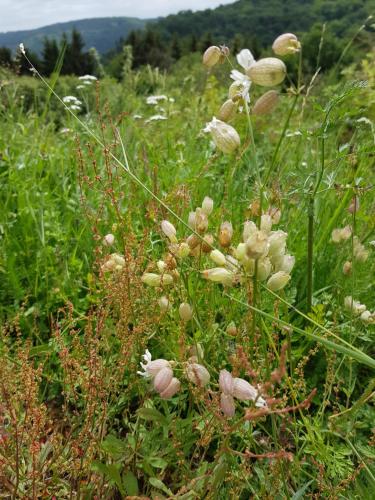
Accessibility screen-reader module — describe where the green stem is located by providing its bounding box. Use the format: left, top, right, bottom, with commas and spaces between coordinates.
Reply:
307, 193, 314, 312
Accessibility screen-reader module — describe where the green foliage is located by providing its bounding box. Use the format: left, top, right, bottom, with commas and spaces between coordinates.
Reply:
0, 32, 374, 498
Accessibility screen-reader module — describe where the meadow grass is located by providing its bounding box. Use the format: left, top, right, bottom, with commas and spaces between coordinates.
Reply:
0, 44, 374, 498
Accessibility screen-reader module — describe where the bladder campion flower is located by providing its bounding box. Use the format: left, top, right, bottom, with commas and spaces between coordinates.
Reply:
272, 33, 301, 56
203, 46, 221, 67
204, 117, 241, 154
247, 58, 287, 87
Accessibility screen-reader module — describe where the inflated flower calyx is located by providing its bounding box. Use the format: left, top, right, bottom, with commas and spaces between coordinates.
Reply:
247, 58, 287, 87
195, 208, 208, 233
218, 99, 237, 122
220, 393, 236, 417
204, 117, 240, 154
201, 196, 214, 216
272, 33, 301, 56
203, 46, 221, 67
210, 249, 227, 266
267, 271, 291, 292
186, 363, 210, 386
245, 230, 269, 259
158, 296, 171, 312
160, 377, 180, 399
202, 268, 235, 286
141, 273, 174, 287
179, 302, 193, 321
153, 366, 173, 393
219, 221, 233, 247
161, 220, 177, 243
253, 90, 279, 116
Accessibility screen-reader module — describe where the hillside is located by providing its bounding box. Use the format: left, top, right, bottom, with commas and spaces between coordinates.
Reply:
154, 0, 374, 46
0, 17, 148, 54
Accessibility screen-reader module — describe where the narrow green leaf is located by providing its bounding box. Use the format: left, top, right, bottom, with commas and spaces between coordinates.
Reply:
149, 477, 173, 496
137, 407, 168, 425
292, 480, 314, 499
123, 470, 139, 496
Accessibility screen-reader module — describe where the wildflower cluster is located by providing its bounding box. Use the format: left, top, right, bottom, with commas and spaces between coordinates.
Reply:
203, 210, 294, 292
138, 349, 267, 418
203, 33, 301, 153
344, 296, 375, 324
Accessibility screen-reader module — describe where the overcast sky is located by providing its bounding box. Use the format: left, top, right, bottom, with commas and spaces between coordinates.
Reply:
0, 0, 235, 32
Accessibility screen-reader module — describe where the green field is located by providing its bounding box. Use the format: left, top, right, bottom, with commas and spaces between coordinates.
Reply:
0, 35, 374, 498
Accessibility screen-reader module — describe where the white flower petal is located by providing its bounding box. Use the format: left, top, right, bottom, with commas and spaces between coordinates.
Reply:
236, 48, 255, 71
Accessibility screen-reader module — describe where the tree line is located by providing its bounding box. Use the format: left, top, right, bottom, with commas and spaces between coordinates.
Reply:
0, 29, 102, 76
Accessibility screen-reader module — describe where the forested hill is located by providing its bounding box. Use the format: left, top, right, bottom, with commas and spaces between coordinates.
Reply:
0, 17, 147, 54
154, 0, 373, 46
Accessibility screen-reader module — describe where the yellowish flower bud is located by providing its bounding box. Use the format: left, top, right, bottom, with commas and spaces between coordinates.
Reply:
272, 33, 301, 56
219, 221, 233, 247
253, 90, 279, 116
272, 254, 295, 274
161, 220, 177, 243
202, 267, 235, 286
158, 296, 171, 312
267, 271, 291, 291
218, 99, 237, 122
201, 196, 214, 216
179, 302, 193, 321
204, 117, 240, 154
203, 46, 221, 67
210, 249, 227, 266
234, 242, 247, 261
247, 57, 287, 87
157, 260, 167, 273
141, 273, 174, 287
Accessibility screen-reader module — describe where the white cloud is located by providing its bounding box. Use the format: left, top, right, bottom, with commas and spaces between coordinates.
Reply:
0, 0, 235, 32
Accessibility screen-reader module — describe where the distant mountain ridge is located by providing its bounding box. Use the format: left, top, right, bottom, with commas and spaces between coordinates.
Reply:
0, 17, 148, 54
